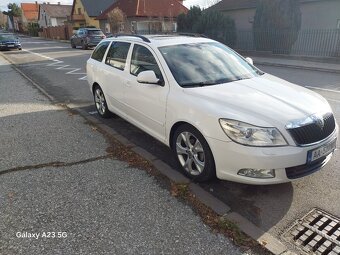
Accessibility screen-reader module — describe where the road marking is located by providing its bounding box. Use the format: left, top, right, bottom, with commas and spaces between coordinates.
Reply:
22, 49, 54, 60
78, 76, 87, 80
19, 49, 88, 81
65, 68, 81, 74
305, 86, 340, 93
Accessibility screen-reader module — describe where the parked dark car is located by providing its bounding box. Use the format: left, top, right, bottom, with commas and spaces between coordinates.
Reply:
70, 28, 106, 50
0, 33, 22, 51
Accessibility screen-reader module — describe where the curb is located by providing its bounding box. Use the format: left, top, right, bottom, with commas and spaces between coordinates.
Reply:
255, 61, 340, 74
1, 52, 294, 255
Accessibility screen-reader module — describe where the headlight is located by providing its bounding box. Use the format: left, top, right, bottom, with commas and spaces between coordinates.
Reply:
219, 119, 287, 146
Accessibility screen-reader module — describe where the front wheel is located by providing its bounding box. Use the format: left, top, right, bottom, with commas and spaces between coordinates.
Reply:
172, 124, 216, 182
81, 41, 87, 50
93, 86, 111, 118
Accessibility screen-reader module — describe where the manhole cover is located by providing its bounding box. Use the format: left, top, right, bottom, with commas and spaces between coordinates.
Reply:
283, 208, 340, 254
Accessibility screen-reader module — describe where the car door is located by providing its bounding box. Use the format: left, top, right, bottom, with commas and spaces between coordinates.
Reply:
124, 43, 169, 142
87, 40, 111, 92
100, 41, 131, 116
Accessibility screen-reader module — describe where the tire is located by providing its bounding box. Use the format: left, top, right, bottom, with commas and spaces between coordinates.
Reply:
81, 41, 87, 50
172, 124, 216, 182
71, 40, 76, 48
93, 85, 112, 118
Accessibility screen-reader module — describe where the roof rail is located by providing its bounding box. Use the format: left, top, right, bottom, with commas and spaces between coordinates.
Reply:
113, 33, 151, 43
177, 33, 207, 38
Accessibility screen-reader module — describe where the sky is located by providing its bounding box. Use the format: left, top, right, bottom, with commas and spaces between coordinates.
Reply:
0, 0, 217, 11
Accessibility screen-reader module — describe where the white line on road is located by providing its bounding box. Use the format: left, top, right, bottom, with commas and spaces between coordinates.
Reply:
20, 49, 87, 81
65, 68, 81, 74
305, 86, 340, 94
22, 49, 54, 60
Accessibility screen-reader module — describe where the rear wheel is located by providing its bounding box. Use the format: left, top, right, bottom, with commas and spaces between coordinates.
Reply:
71, 40, 76, 48
172, 124, 216, 182
93, 85, 111, 118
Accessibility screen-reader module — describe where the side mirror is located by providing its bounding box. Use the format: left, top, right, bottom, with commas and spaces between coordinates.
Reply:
137, 70, 160, 85
245, 57, 253, 65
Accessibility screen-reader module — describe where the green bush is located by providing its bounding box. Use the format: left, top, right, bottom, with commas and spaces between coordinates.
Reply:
253, 0, 301, 54
27, 23, 39, 37
193, 10, 236, 47
177, 7, 236, 47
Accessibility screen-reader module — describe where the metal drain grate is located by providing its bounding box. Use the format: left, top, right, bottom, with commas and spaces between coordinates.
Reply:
283, 208, 340, 255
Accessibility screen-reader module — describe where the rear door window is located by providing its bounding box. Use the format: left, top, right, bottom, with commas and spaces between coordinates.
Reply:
91, 41, 110, 62
105, 42, 131, 70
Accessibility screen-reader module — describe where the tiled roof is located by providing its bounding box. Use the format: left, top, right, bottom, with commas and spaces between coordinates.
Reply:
81, 0, 117, 17
40, 3, 72, 18
21, 3, 39, 22
97, 0, 188, 20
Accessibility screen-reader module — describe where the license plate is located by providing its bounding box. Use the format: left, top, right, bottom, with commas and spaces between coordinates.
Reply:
7, 44, 14, 47
308, 139, 336, 163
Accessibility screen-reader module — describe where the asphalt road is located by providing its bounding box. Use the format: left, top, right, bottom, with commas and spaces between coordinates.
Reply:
2, 36, 340, 251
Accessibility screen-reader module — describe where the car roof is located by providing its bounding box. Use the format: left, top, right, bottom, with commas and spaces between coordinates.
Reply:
102, 34, 214, 47
82, 28, 101, 31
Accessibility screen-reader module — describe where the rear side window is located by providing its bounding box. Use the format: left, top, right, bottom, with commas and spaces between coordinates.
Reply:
91, 41, 110, 62
105, 42, 131, 70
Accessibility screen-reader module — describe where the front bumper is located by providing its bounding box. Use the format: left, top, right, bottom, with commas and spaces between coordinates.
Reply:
0, 44, 21, 50
207, 125, 338, 185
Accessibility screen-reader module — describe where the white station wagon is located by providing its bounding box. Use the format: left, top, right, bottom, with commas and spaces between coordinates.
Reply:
87, 34, 338, 185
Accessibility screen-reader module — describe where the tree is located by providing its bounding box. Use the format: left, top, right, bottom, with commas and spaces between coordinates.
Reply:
2, 3, 22, 32
193, 10, 236, 47
177, 7, 236, 47
107, 7, 127, 34
253, 0, 301, 54
177, 6, 202, 33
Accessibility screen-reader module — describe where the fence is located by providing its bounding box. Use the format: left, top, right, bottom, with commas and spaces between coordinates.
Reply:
38, 25, 74, 41
234, 29, 340, 57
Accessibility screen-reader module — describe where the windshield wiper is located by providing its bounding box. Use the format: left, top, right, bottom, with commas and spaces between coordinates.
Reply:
181, 81, 218, 88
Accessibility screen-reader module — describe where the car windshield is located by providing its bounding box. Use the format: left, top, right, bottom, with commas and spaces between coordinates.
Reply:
88, 30, 104, 36
159, 42, 264, 87
0, 34, 16, 40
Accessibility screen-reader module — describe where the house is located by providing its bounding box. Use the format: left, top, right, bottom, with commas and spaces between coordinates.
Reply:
96, 0, 188, 34
208, 0, 340, 31
69, 0, 115, 28
21, 2, 39, 24
20, 2, 39, 32
38, 3, 72, 28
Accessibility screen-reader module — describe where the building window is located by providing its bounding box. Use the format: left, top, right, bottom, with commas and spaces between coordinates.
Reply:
78, 8, 81, 15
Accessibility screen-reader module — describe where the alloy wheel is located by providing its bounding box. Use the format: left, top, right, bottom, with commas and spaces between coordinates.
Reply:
176, 131, 205, 176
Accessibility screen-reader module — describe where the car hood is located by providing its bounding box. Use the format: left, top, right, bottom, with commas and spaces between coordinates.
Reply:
182, 73, 331, 128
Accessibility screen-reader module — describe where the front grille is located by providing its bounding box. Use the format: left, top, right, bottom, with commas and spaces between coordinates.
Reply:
288, 113, 335, 145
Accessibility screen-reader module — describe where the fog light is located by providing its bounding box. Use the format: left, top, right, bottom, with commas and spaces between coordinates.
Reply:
237, 168, 275, 179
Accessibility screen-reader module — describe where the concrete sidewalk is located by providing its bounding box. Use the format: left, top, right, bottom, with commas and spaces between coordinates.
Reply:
251, 56, 340, 73
0, 56, 251, 254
